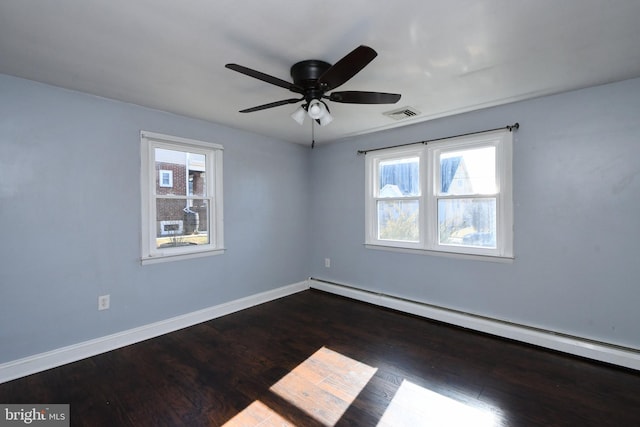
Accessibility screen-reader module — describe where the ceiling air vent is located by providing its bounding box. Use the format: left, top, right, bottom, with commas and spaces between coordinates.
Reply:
383, 106, 421, 121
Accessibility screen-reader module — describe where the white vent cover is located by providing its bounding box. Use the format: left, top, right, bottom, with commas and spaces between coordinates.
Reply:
383, 106, 421, 120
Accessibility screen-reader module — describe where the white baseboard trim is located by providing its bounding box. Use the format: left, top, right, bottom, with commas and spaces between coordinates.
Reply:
0, 281, 309, 384
308, 278, 640, 371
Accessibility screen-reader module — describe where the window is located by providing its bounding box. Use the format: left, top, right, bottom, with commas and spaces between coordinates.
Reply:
158, 170, 173, 187
370, 147, 424, 249
141, 131, 224, 264
365, 129, 513, 259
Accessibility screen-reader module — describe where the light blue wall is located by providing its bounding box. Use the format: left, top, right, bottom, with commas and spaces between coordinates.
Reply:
0, 75, 311, 363
309, 77, 640, 350
2, 73, 639, 365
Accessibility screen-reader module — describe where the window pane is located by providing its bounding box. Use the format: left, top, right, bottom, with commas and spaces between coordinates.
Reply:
188, 171, 207, 197
155, 148, 207, 196
377, 200, 419, 242
379, 157, 420, 197
440, 147, 495, 195
438, 198, 496, 248
156, 198, 210, 248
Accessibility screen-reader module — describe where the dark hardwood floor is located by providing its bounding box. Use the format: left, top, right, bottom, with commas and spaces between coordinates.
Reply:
1, 289, 639, 426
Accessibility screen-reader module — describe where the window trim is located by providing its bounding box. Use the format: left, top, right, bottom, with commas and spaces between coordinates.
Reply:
140, 131, 224, 265
365, 129, 513, 260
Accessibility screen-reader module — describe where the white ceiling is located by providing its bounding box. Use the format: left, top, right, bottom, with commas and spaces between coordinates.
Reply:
1, 0, 640, 145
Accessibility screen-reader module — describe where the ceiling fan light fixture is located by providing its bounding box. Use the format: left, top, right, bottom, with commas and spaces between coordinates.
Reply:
307, 99, 325, 119
318, 110, 333, 126
307, 99, 333, 126
291, 105, 307, 125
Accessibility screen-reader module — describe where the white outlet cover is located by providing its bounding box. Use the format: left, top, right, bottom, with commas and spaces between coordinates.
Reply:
98, 295, 110, 311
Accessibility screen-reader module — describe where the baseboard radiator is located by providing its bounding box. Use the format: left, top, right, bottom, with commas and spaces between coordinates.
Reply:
307, 277, 640, 371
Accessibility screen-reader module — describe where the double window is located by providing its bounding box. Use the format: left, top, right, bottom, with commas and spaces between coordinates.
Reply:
365, 129, 513, 259
141, 131, 224, 264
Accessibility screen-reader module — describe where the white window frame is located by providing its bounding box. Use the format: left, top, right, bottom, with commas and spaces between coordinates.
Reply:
365, 129, 513, 260
365, 146, 426, 250
158, 170, 173, 188
140, 131, 224, 265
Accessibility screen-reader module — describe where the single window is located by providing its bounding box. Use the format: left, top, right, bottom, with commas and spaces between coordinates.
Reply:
159, 170, 173, 187
141, 131, 224, 264
365, 130, 513, 259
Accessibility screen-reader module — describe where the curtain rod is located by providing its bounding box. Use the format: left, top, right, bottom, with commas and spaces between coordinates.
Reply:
356, 122, 519, 155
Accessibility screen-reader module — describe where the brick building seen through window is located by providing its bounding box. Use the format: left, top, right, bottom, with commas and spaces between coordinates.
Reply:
155, 151, 208, 239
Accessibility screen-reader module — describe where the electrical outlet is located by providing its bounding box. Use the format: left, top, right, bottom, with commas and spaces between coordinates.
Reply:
325, 258, 331, 268
98, 294, 110, 311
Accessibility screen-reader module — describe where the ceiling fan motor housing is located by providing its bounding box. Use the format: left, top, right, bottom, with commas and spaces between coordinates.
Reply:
290, 60, 331, 102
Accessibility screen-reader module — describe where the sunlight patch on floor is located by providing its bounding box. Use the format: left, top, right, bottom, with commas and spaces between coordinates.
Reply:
222, 400, 293, 427
270, 346, 378, 426
377, 379, 500, 427
222, 346, 501, 426
223, 347, 377, 426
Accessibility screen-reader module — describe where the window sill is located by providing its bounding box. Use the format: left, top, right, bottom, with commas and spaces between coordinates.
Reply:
364, 244, 514, 263
141, 248, 225, 265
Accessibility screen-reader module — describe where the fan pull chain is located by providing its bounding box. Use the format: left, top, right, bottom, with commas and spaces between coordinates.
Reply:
311, 119, 315, 149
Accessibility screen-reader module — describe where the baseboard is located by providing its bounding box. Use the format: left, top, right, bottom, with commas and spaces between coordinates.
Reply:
308, 278, 640, 371
5, 278, 637, 384
0, 281, 309, 384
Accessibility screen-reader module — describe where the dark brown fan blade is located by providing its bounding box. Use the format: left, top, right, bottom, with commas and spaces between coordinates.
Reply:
238, 97, 303, 113
317, 45, 378, 91
328, 91, 401, 104
226, 64, 304, 94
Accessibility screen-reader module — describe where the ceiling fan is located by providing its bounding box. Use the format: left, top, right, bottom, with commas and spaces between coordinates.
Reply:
225, 45, 401, 127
